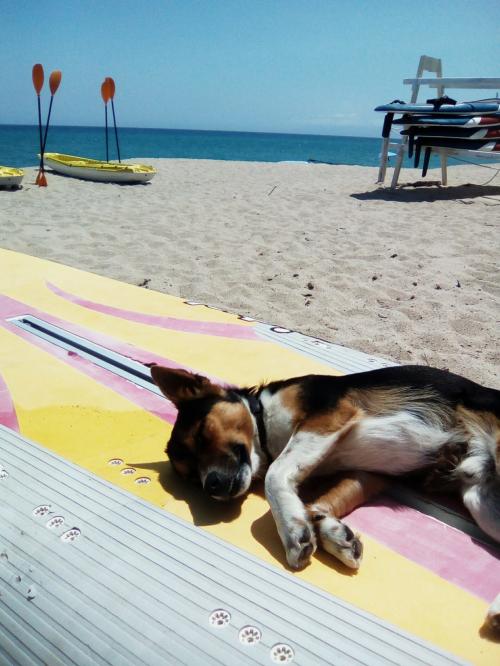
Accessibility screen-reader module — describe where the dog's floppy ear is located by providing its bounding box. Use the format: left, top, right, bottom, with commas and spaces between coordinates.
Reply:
150, 366, 224, 407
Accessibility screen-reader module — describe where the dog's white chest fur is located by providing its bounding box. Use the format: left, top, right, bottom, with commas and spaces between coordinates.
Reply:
260, 389, 296, 458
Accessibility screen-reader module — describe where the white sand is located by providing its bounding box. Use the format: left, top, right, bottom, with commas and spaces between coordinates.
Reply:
1, 158, 499, 387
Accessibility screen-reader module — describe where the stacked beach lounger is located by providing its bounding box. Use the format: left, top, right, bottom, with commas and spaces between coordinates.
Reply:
375, 96, 500, 178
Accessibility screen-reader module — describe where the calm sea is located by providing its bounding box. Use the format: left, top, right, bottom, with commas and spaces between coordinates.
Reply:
0, 124, 387, 168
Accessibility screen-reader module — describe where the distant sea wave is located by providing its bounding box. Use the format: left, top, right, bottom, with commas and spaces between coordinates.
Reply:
1, 124, 390, 168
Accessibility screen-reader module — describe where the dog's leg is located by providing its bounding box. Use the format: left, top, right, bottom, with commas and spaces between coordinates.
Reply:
460, 477, 500, 634
303, 472, 388, 568
304, 471, 389, 519
265, 408, 361, 569
461, 481, 500, 543
485, 593, 500, 635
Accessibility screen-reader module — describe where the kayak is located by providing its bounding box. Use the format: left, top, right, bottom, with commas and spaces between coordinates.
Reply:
43, 152, 156, 183
0, 165, 24, 188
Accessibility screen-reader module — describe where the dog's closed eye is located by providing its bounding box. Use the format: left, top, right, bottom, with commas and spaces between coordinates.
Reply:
232, 443, 250, 465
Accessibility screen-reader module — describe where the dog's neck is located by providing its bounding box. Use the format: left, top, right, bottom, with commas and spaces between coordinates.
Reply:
238, 388, 273, 472
239, 382, 299, 475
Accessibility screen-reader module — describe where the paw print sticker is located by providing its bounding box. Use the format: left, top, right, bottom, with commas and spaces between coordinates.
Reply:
208, 609, 231, 628
60, 528, 81, 543
135, 476, 151, 485
239, 625, 261, 646
46, 516, 65, 530
271, 643, 295, 663
33, 505, 51, 517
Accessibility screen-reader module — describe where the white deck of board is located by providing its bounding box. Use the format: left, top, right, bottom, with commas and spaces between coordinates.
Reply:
0, 425, 467, 666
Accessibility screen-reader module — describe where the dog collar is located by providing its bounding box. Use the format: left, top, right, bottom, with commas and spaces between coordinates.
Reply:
246, 394, 272, 466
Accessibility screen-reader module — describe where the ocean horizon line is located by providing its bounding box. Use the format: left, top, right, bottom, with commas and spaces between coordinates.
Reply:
0, 122, 379, 142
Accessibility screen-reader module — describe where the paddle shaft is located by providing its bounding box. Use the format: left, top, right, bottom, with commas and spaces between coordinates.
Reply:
37, 95, 44, 172
104, 104, 109, 162
41, 96, 55, 156
110, 99, 121, 163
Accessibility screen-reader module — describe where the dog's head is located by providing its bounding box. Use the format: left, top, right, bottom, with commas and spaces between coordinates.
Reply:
151, 366, 259, 500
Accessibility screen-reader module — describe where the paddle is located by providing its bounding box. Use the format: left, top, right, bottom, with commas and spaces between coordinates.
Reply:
101, 79, 111, 162
41, 70, 62, 160
32, 64, 47, 186
106, 77, 121, 163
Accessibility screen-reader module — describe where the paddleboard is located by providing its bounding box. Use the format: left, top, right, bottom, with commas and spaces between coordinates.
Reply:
401, 126, 500, 139
375, 101, 500, 114
416, 137, 500, 151
393, 114, 500, 127
0, 248, 498, 665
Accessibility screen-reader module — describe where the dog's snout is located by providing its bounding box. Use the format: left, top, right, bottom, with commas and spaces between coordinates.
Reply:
204, 471, 228, 496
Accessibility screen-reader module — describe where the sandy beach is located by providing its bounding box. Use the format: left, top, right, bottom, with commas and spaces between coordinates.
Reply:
1, 158, 498, 387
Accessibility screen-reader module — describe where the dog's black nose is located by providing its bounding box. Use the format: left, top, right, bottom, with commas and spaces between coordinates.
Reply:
204, 471, 227, 496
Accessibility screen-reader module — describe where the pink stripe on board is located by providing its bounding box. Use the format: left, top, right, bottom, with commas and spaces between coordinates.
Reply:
0, 291, 225, 427
0, 293, 227, 387
0, 372, 19, 432
345, 497, 500, 602
0, 316, 177, 426
47, 282, 259, 341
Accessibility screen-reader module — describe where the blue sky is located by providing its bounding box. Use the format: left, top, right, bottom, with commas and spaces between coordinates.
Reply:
1, 0, 499, 137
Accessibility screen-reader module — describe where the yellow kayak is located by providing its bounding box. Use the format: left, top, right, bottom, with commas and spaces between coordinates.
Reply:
0, 165, 24, 188
43, 152, 156, 183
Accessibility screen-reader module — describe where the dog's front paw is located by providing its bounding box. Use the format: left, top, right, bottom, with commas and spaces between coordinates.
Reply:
314, 515, 363, 569
284, 520, 317, 570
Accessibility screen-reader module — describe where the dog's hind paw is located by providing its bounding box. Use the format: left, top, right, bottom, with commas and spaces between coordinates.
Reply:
314, 515, 363, 569
284, 521, 317, 570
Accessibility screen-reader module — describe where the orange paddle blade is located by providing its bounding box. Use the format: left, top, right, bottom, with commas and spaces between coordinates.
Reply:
106, 77, 116, 99
32, 64, 44, 94
49, 70, 62, 95
101, 79, 111, 104
36, 170, 47, 187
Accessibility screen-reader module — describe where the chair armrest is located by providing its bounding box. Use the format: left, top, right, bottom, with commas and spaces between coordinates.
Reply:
404, 77, 500, 89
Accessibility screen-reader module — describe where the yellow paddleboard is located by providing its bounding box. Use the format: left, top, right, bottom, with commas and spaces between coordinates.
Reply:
0, 248, 498, 664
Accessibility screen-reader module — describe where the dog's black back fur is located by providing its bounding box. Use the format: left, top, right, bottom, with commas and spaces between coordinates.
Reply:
265, 365, 500, 417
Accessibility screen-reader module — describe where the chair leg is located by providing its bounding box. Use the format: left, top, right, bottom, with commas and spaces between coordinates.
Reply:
440, 153, 448, 186
377, 137, 390, 183
422, 147, 432, 177
390, 144, 405, 189
377, 113, 394, 183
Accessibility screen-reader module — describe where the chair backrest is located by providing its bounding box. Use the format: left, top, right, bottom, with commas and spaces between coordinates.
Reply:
416, 55, 442, 77
410, 55, 444, 102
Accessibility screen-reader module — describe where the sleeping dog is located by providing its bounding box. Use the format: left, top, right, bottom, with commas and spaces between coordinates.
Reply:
151, 363, 500, 632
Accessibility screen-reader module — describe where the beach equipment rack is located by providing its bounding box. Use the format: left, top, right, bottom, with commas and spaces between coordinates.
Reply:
376, 55, 500, 188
